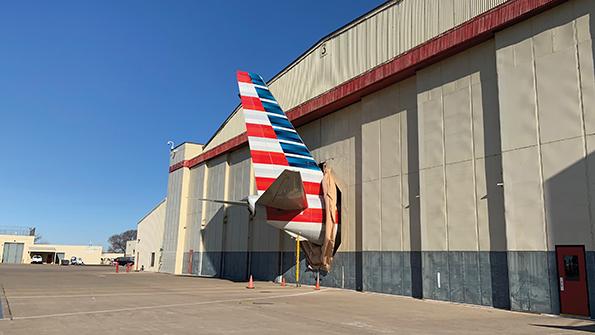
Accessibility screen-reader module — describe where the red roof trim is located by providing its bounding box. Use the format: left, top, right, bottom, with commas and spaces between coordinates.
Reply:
170, 0, 566, 173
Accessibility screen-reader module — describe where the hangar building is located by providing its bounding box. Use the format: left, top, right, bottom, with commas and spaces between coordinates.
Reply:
149, 0, 595, 318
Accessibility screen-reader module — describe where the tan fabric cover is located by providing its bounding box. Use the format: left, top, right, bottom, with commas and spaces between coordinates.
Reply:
300, 164, 338, 272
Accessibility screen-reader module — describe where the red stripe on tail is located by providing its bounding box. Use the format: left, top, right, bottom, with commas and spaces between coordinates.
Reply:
237, 71, 252, 83
250, 151, 289, 166
266, 207, 323, 223
245, 123, 277, 139
255, 177, 322, 195
240, 96, 265, 111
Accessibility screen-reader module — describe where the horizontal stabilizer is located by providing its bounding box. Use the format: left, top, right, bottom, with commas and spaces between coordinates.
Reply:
255, 170, 307, 211
189, 198, 249, 207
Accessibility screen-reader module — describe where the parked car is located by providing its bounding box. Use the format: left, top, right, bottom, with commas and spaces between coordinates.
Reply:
31, 255, 43, 264
70, 256, 84, 265
114, 257, 134, 266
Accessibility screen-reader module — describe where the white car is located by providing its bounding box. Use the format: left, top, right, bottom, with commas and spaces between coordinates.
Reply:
31, 255, 43, 264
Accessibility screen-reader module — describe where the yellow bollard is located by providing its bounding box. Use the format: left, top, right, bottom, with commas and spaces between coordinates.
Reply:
295, 235, 300, 287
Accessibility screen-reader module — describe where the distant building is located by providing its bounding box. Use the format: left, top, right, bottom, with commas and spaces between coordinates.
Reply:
135, 199, 166, 271
125, 240, 137, 258
0, 230, 103, 265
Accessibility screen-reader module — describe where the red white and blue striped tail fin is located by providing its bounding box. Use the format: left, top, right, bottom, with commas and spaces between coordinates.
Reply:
237, 71, 324, 244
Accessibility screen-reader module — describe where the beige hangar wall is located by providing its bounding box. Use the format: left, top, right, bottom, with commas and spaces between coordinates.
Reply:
494, 0, 595, 314
496, 0, 595, 252
159, 0, 595, 318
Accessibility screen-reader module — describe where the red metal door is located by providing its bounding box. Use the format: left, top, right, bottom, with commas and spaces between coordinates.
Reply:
556, 246, 589, 316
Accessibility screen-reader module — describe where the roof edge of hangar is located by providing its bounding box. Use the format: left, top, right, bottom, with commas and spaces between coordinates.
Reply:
172, 0, 568, 173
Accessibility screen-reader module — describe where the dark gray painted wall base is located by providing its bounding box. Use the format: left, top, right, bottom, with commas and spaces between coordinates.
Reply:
508, 252, 556, 314
178, 250, 594, 318
422, 251, 510, 308
587, 252, 595, 319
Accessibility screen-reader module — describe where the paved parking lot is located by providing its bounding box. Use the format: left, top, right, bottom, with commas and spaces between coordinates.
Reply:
0, 264, 593, 334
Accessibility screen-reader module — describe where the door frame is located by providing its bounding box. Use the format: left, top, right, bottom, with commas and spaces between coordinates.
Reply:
555, 245, 590, 316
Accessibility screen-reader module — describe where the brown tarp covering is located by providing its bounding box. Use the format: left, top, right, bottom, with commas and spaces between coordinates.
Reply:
301, 163, 338, 272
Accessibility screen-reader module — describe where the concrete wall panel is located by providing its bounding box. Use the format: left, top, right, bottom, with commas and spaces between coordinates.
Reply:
318, 104, 357, 187
401, 173, 413, 252
474, 156, 506, 251
542, 138, 591, 248
588, 135, 595, 250
501, 146, 545, 251
471, 78, 500, 159
418, 98, 444, 170
297, 119, 321, 153
446, 161, 478, 251
381, 176, 402, 251
362, 120, 381, 182
579, 40, 595, 135
495, 27, 538, 151
535, 47, 582, 143
362, 179, 381, 251
420, 166, 446, 251
381, 113, 402, 178
444, 88, 473, 164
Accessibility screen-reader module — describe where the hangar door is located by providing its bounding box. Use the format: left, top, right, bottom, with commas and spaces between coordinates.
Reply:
2, 243, 24, 264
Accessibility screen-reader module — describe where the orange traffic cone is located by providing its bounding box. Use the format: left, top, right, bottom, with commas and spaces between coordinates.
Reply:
281, 277, 286, 287
246, 275, 255, 289
315, 273, 320, 290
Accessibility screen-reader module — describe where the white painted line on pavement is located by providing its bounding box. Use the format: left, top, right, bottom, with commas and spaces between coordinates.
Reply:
3, 289, 326, 321
9, 287, 284, 299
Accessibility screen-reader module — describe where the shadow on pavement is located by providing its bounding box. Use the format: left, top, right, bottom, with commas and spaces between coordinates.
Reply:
531, 322, 595, 333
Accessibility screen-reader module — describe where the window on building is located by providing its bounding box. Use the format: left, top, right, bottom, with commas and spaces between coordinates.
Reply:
564, 255, 579, 281
150, 252, 155, 267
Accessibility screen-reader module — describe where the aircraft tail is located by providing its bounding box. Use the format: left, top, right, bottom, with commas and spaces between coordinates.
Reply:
236, 71, 323, 195
237, 71, 324, 242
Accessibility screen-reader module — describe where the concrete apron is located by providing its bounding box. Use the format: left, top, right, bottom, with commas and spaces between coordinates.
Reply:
180, 250, 595, 319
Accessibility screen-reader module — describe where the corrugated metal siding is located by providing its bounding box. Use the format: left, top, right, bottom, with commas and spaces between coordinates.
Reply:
225, 148, 251, 252
200, 155, 227, 276
160, 169, 183, 273
204, 0, 508, 152
184, 164, 205, 253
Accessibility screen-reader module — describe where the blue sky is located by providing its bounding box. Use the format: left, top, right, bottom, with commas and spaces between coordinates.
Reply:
0, 1, 383, 247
